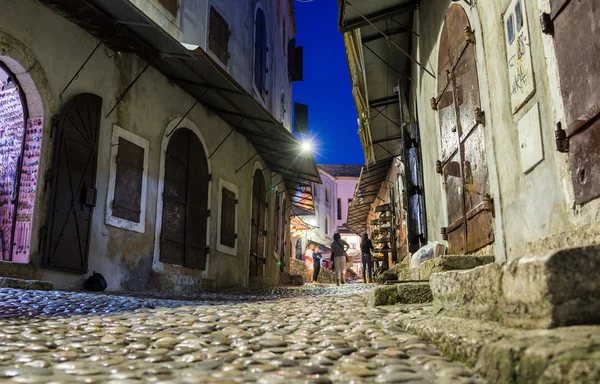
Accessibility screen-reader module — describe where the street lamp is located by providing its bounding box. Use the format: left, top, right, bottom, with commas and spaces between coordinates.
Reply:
301, 141, 312, 153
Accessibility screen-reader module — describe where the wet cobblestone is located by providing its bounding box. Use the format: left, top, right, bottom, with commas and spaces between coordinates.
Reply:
0, 286, 486, 383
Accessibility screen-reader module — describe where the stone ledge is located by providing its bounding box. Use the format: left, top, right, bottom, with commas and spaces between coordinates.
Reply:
397, 255, 494, 281
430, 245, 600, 328
0, 277, 54, 290
394, 305, 600, 384
367, 282, 432, 306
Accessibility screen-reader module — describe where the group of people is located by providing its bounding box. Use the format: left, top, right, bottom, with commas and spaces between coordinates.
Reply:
303, 233, 376, 285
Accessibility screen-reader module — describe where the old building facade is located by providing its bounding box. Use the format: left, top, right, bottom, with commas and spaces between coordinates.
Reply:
0, 0, 319, 292
341, 0, 600, 263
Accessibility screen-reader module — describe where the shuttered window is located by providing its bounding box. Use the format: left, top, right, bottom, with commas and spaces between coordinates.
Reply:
337, 198, 342, 220
209, 6, 231, 65
220, 187, 237, 248
254, 7, 267, 94
113, 137, 144, 223
158, 0, 179, 17
274, 192, 281, 252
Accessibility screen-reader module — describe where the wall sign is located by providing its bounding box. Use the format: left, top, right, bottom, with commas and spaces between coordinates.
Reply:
504, 0, 535, 113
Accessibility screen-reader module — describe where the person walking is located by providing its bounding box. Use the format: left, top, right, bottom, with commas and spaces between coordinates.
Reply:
331, 233, 349, 286
303, 244, 315, 282
361, 233, 375, 283
313, 246, 322, 282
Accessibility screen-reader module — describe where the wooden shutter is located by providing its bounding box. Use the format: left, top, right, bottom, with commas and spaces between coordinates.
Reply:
274, 192, 280, 251
254, 9, 265, 91
220, 187, 237, 247
158, 0, 179, 17
113, 137, 144, 223
209, 6, 231, 65
337, 198, 342, 220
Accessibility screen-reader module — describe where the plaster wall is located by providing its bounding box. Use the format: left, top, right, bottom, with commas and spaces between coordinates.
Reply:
0, 0, 287, 291
129, 0, 294, 131
411, 0, 600, 262
305, 171, 336, 247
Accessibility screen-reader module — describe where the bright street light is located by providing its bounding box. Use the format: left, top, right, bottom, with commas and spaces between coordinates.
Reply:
301, 141, 312, 152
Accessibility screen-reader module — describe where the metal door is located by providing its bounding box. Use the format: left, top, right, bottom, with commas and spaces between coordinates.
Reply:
45, 94, 101, 272
249, 170, 266, 277
548, 0, 600, 204
160, 128, 209, 269
436, 5, 494, 254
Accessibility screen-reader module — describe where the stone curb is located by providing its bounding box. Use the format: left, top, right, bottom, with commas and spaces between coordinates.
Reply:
367, 282, 432, 306
394, 305, 600, 384
0, 277, 54, 290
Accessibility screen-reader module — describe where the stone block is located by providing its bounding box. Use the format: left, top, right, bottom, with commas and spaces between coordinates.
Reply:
367, 285, 398, 306
396, 282, 432, 304
415, 255, 495, 281
316, 269, 335, 284
500, 245, 600, 328
0, 277, 54, 290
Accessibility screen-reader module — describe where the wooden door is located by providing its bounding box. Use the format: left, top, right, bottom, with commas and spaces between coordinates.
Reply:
45, 93, 101, 272
160, 128, 209, 269
436, 5, 494, 254
249, 170, 266, 276
547, 0, 600, 204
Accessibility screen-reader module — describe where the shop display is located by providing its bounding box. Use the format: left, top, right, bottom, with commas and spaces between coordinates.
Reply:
0, 84, 41, 263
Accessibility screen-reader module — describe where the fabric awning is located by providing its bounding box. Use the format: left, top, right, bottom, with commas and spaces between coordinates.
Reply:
40, 0, 321, 188
346, 158, 393, 235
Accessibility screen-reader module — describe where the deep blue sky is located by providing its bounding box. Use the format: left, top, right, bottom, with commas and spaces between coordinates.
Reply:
293, 0, 364, 165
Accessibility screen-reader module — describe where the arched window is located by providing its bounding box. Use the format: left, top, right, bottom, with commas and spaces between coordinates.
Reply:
160, 128, 209, 269
325, 186, 330, 204
254, 5, 267, 95
325, 216, 329, 235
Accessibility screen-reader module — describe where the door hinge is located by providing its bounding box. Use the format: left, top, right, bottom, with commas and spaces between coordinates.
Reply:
483, 193, 494, 216
440, 227, 448, 241
205, 246, 210, 255
207, 209, 211, 217
555, 122, 569, 153
464, 26, 475, 44
208, 173, 212, 182
475, 108, 486, 126
540, 13, 554, 35
430, 97, 438, 110
435, 160, 443, 174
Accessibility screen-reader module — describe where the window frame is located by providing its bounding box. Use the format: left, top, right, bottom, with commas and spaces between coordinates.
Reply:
325, 186, 330, 204
217, 178, 239, 256
105, 125, 149, 233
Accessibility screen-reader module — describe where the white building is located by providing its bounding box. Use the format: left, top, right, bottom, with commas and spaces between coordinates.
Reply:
0, 0, 320, 292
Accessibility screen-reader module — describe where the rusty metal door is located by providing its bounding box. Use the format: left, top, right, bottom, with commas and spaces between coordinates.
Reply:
45, 94, 101, 272
160, 128, 209, 269
435, 4, 494, 254
250, 170, 266, 277
548, 0, 600, 204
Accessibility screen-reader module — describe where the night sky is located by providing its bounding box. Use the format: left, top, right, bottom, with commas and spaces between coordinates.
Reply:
293, 0, 364, 166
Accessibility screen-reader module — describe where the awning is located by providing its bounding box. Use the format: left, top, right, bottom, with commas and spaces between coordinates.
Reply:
290, 182, 315, 215
40, 0, 321, 188
307, 241, 331, 254
338, 0, 420, 164
346, 158, 393, 235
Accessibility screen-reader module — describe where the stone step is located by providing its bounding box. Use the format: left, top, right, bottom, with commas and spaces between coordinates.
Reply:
367, 282, 432, 306
430, 245, 600, 329
0, 277, 54, 290
398, 254, 495, 281
394, 304, 600, 384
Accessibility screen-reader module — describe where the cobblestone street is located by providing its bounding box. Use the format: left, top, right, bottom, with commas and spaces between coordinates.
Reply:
0, 286, 485, 383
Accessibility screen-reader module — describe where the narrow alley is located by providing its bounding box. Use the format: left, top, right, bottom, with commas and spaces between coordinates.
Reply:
0, 285, 485, 384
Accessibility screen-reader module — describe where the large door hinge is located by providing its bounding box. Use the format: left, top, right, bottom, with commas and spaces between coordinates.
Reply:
50, 115, 59, 138
435, 160, 443, 174
540, 13, 554, 35
440, 227, 448, 241
483, 193, 494, 216
555, 122, 569, 153
475, 108, 486, 126
464, 26, 475, 44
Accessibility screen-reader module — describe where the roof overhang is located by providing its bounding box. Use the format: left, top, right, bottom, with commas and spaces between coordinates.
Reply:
39, 0, 321, 188
338, 0, 419, 165
346, 158, 393, 235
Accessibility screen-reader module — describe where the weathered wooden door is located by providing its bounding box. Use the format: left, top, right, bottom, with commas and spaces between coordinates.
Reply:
160, 128, 209, 269
45, 94, 101, 272
547, 0, 600, 204
436, 4, 494, 254
249, 170, 266, 277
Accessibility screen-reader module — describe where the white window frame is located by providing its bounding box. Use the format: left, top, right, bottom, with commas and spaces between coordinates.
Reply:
105, 125, 149, 233
217, 178, 239, 256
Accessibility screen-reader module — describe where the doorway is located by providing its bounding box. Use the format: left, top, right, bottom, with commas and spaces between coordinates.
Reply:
249, 169, 267, 277
159, 128, 209, 270
436, 4, 494, 254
